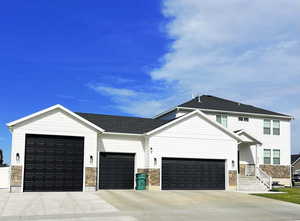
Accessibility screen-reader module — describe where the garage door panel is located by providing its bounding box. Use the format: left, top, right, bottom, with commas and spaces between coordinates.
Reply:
99, 153, 134, 189
162, 158, 225, 190
24, 134, 84, 192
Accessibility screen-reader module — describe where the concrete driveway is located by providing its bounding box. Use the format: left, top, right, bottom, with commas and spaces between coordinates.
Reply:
1, 189, 300, 221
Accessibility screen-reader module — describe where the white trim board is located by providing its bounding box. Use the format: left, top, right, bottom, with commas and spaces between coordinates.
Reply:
6, 104, 105, 132
146, 109, 243, 143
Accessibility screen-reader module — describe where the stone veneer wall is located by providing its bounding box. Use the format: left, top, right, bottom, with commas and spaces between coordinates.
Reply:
10, 165, 22, 192
85, 167, 97, 191
228, 170, 237, 187
137, 169, 160, 189
239, 164, 246, 176
259, 165, 290, 178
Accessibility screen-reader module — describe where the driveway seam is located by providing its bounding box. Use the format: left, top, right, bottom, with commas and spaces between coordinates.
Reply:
0, 193, 10, 216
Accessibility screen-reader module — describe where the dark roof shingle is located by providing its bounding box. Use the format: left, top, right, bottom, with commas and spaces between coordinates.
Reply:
178, 95, 290, 117
76, 112, 170, 134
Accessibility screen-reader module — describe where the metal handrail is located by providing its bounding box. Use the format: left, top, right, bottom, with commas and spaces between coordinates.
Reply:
256, 167, 272, 190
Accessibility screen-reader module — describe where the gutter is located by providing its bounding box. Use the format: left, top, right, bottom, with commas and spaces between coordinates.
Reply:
177, 107, 294, 120
102, 132, 144, 137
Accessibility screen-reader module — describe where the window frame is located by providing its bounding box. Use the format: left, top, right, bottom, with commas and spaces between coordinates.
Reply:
273, 149, 280, 165
263, 119, 271, 135
273, 120, 280, 136
238, 116, 249, 122
216, 114, 228, 128
263, 149, 271, 165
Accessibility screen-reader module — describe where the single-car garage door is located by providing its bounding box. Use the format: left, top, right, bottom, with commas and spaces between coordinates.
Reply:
99, 153, 135, 189
162, 158, 225, 190
24, 134, 84, 192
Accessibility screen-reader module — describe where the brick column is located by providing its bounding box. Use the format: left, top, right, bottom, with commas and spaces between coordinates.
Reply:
137, 168, 160, 190
10, 165, 22, 192
228, 170, 237, 190
85, 167, 97, 191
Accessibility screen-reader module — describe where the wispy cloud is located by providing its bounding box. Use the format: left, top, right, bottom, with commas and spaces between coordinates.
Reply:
88, 84, 137, 97
149, 0, 300, 98
88, 0, 300, 152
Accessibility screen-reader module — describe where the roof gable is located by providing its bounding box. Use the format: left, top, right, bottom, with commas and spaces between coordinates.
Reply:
234, 130, 262, 144
146, 110, 243, 142
7, 105, 105, 132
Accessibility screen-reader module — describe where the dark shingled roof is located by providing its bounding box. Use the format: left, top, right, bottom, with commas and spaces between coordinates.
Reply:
178, 95, 290, 117
76, 112, 171, 134
292, 154, 300, 164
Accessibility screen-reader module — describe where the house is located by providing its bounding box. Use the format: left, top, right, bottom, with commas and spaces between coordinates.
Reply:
7, 95, 292, 192
291, 154, 300, 174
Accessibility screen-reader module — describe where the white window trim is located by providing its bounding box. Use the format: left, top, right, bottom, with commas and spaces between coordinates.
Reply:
263, 119, 281, 136
272, 120, 280, 136
263, 149, 271, 165
263, 148, 281, 165
216, 114, 228, 128
238, 116, 249, 122
273, 149, 280, 165
263, 119, 271, 135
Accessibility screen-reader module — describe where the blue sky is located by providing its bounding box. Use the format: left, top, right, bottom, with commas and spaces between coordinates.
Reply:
1, 0, 300, 164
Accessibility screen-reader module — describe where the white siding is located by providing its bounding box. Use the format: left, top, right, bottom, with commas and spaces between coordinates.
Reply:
99, 134, 145, 169
205, 112, 291, 166
10, 108, 99, 192
149, 114, 238, 190
239, 143, 256, 164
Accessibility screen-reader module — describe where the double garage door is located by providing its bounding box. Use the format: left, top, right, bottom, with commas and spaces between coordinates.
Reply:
24, 134, 84, 192
162, 158, 225, 190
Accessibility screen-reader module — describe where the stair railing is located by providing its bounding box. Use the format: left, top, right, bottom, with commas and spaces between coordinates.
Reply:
256, 167, 272, 190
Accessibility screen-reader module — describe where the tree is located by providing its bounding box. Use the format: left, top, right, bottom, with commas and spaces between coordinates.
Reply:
0, 149, 3, 165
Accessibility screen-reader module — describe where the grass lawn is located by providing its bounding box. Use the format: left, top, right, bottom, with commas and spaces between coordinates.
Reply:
253, 188, 300, 204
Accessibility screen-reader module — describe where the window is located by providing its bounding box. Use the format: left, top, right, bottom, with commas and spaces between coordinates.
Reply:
239, 116, 249, 122
273, 149, 280, 165
273, 120, 280, 135
263, 119, 271, 135
264, 149, 271, 164
216, 115, 227, 127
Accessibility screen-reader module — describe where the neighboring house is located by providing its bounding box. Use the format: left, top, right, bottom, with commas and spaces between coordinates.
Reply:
0, 149, 10, 189
6, 95, 293, 192
291, 154, 300, 174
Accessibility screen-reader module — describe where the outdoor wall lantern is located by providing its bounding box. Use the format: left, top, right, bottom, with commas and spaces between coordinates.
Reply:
154, 157, 157, 167
232, 160, 235, 168
150, 147, 153, 154
90, 155, 93, 164
16, 153, 20, 162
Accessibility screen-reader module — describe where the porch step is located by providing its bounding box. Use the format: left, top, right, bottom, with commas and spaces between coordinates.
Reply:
238, 176, 269, 192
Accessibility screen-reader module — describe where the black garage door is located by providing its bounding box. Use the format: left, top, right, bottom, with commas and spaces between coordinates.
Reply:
162, 158, 225, 190
99, 153, 134, 189
24, 134, 84, 192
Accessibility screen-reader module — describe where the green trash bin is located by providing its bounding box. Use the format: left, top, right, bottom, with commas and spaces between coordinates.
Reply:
136, 173, 147, 190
